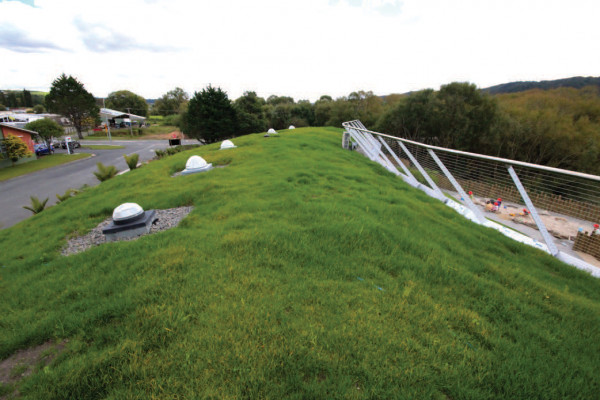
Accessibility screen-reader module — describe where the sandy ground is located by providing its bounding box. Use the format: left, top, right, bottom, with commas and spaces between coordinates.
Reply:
447, 192, 600, 268
471, 196, 593, 241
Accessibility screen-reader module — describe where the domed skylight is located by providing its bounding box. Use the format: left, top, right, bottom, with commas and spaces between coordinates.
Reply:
182, 155, 213, 175
186, 155, 207, 169
288, 125, 295, 130
113, 202, 144, 223
267, 128, 277, 134
220, 140, 236, 149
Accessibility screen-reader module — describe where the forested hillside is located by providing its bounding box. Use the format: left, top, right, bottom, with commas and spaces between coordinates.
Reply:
495, 86, 600, 172
483, 76, 600, 95
376, 84, 600, 175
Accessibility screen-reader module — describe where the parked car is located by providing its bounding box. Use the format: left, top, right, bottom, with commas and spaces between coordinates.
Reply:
61, 139, 81, 149
34, 143, 54, 156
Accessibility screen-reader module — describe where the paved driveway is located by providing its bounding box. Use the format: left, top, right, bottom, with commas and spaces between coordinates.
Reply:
0, 139, 197, 229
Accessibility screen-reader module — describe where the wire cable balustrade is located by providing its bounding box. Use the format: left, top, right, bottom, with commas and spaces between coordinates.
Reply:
342, 120, 600, 277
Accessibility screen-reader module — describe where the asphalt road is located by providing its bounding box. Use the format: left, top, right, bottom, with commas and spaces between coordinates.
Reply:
0, 139, 197, 230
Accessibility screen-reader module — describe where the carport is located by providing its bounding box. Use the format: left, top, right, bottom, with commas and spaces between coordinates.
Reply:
99, 108, 147, 140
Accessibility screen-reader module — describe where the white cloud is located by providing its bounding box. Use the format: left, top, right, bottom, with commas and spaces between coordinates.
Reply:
0, 0, 598, 101
0, 23, 66, 52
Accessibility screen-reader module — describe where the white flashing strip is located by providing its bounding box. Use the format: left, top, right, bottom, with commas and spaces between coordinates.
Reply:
445, 199, 551, 253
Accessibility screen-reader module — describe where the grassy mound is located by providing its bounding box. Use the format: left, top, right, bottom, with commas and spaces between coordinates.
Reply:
1, 127, 599, 399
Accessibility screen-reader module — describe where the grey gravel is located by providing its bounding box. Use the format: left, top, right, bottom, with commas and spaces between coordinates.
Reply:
62, 206, 194, 256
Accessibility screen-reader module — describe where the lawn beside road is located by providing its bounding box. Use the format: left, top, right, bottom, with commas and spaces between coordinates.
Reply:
0, 127, 599, 399
0, 153, 91, 182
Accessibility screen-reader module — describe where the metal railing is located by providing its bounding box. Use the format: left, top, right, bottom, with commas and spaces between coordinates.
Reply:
343, 120, 600, 278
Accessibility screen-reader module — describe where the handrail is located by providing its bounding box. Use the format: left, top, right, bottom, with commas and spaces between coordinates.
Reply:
342, 121, 600, 182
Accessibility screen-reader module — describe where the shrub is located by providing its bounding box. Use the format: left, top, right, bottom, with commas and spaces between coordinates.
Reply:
162, 114, 181, 126
94, 162, 118, 182
124, 153, 139, 170
23, 196, 48, 214
56, 188, 79, 203
4, 134, 32, 164
154, 144, 200, 160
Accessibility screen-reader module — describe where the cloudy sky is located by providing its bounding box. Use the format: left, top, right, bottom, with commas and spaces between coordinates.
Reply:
0, 0, 598, 101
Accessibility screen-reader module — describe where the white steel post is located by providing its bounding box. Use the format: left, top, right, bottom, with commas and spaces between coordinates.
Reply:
348, 128, 398, 174
427, 149, 487, 224
507, 165, 559, 256
376, 136, 418, 184
396, 140, 445, 198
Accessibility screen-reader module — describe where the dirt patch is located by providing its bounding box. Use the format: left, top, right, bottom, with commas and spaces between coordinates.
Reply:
473, 197, 591, 240
0, 340, 67, 397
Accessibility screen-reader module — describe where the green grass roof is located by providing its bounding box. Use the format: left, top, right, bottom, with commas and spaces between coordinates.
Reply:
1, 127, 599, 399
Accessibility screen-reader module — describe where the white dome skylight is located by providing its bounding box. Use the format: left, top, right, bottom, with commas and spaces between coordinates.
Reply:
113, 202, 144, 223
186, 155, 208, 169
288, 125, 295, 130
220, 140, 236, 149
182, 155, 213, 175
267, 128, 277, 134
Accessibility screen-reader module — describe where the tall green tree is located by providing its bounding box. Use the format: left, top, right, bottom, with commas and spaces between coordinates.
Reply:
375, 83, 498, 150
326, 91, 383, 127
291, 100, 315, 127
314, 95, 333, 126
182, 85, 237, 143
25, 118, 64, 147
435, 82, 498, 150
7, 92, 18, 108
22, 89, 33, 107
152, 87, 189, 116
45, 74, 98, 140
266, 95, 294, 106
105, 90, 148, 117
376, 89, 438, 141
234, 91, 267, 134
269, 104, 292, 129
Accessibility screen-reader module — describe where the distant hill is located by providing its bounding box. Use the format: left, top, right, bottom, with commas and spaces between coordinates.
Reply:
482, 76, 600, 95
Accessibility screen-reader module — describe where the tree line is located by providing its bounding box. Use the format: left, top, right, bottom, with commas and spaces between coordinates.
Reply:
91, 82, 600, 175
376, 83, 600, 175
9, 73, 599, 175
0, 89, 45, 110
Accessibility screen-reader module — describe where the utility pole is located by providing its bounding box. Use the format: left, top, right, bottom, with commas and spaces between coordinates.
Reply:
103, 98, 112, 142
126, 108, 133, 137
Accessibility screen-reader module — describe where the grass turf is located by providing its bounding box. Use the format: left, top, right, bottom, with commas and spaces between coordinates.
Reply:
0, 127, 599, 399
0, 153, 91, 182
